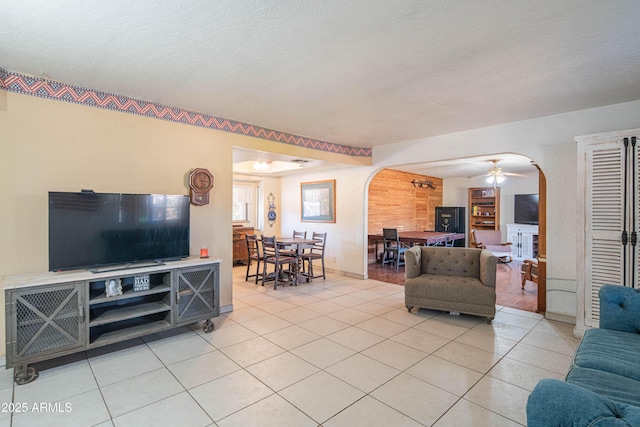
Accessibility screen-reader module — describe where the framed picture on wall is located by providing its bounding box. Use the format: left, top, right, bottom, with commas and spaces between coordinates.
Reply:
301, 180, 336, 223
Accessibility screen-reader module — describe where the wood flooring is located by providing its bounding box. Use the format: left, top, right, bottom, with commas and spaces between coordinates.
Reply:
367, 260, 538, 313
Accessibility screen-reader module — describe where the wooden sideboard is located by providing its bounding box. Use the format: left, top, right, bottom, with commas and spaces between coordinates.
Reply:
232, 226, 254, 264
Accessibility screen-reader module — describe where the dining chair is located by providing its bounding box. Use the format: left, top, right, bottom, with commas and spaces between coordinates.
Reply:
261, 236, 297, 289
280, 230, 308, 257
293, 230, 307, 239
245, 234, 264, 284
301, 232, 327, 280
381, 228, 409, 270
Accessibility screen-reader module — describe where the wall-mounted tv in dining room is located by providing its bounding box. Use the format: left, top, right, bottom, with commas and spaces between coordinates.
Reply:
49, 191, 190, 271
514, 193, 539, 225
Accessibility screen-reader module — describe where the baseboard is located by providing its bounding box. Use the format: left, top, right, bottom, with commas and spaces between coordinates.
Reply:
545, 311, 576, 325
326, 268, 365, 280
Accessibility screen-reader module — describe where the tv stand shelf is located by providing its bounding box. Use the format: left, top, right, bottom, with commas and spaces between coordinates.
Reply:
89, 300, 171, 326
2, 257, 220, 385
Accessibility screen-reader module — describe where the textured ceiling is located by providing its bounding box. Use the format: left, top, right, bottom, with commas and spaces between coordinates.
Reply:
2, 0, 640, 150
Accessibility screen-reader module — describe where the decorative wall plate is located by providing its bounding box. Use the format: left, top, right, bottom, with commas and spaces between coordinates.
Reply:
267, 193, 276, 227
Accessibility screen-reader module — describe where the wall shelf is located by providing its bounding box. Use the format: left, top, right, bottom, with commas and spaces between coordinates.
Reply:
469, 187, 501, 232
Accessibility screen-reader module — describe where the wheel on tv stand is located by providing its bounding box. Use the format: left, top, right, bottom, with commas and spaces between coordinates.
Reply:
203, 319, 215, 333
14, 365, 38, 385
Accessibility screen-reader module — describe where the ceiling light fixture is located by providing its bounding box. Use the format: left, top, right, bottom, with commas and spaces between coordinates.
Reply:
486, 175, 505, 184
252, 161, 269, 171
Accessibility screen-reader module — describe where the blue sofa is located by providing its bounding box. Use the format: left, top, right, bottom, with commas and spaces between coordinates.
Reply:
527, 285, 640, 426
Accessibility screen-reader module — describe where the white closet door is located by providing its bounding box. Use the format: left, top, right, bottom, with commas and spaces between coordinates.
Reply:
584, 140, 625, 326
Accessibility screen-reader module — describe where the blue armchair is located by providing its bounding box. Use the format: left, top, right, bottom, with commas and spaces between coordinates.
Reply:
526, 285, 640, 426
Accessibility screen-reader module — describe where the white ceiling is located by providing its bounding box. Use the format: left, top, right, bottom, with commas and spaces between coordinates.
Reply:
2, 1, 639, 177
232, 147, 344, 177
390, 154, 536, 179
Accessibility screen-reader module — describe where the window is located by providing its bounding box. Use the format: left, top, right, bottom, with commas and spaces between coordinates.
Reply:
256, 185, 264, 230
232, 183, 252, 222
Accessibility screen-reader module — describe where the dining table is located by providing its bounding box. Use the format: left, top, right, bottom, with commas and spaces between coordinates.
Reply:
368, 231, 466, 263
275, 237, 321, 284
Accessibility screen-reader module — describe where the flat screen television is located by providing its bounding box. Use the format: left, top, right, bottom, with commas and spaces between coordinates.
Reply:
49, 192, 190, 271
514, 193, 539, 225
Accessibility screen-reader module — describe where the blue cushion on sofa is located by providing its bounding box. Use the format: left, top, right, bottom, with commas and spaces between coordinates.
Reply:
599, 285, 640, 333
573, 327, 640, 382
527, 378, 640, 426
566, 367, 640, 407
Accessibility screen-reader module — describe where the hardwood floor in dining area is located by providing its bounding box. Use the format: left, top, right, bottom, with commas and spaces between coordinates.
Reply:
367, 259, 538, 313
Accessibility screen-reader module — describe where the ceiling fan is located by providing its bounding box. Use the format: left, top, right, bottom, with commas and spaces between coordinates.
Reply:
469, 159, 525, 188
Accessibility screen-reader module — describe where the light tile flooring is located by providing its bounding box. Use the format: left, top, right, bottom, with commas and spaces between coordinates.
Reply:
0, 267, 579, 426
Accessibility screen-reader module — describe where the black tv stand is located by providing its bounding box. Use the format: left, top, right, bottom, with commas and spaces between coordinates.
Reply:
89, 260, 166, 274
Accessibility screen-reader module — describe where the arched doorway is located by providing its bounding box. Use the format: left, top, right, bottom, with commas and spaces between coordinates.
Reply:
365, 154, 546, 314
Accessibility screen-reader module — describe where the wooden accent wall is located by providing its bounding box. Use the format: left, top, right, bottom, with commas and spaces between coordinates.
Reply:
368, 169, 443, 234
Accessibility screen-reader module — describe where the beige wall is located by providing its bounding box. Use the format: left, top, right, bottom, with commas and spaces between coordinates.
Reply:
280, 166, 370, 277
0, 90, 365, 358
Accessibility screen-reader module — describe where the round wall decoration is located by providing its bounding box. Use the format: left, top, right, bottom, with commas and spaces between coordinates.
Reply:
188, 168, 214, 206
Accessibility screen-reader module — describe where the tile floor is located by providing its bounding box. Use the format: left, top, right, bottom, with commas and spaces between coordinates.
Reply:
0, 267, 579, 426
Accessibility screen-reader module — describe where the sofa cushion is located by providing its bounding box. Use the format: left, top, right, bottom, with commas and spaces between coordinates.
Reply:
566, 367, 640, 407
599, 285, 640, 333
573, 327, 640, 381
420, 247, 481, 278
527, 378, 640, 426
404, 275, 495, 307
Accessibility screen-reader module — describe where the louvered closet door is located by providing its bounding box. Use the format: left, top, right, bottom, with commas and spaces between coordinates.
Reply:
585, 140, 640, 327
585, 141, 625, 326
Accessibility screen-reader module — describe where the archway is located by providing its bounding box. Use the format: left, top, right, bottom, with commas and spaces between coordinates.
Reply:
364, 154, 546, 314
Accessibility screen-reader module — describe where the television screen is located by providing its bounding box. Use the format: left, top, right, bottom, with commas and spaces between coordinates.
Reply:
49, 192, 190, 271
514, 194, 539, 225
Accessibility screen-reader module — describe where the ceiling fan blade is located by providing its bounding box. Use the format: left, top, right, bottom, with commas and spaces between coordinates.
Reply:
502, 172, 526, 177
467, 174, 489, 180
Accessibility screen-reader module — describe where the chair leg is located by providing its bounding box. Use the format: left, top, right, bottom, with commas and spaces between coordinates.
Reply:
382, 250, 391, 266
383, 250, 395, 267
255, 258, 261, 284
274, 263, 291, 290
245, 259, 251, 281
262, 262, 269, 287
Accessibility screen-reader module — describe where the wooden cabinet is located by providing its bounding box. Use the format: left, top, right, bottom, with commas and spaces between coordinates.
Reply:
507, 224, 539, 260
3, 258, 220, 384
233, 226, 254, 265
469, 187, 500, 231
